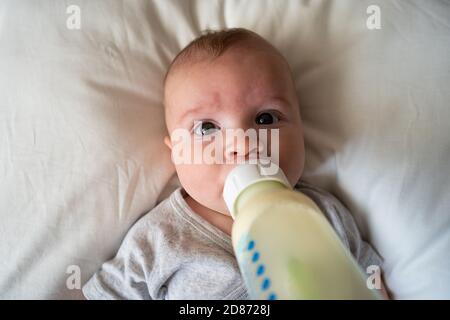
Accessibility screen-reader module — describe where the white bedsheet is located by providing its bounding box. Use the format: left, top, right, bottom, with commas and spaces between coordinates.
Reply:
0, 0, 449, 299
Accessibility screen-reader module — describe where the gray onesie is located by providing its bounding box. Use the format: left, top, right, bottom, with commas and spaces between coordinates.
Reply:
82, 180, 383, 300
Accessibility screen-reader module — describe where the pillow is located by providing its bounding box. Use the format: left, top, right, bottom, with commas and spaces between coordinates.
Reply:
0, 0, 176, 299
0, 0, 448, 299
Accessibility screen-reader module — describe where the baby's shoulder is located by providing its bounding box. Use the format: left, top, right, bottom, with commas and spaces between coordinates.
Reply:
295, 180, 344, 209
120, 189, 183, 246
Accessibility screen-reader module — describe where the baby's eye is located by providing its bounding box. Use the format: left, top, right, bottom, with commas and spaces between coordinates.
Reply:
255, 111, 280, 125
193, 121, 220, 136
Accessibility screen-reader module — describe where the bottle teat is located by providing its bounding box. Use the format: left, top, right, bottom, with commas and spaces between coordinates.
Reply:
223, 161, 291, 219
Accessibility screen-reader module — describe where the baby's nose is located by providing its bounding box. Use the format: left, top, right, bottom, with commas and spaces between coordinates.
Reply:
223, 130, 259, 163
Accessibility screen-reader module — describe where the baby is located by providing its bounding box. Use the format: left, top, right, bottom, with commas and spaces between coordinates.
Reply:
82, 28, 387, 300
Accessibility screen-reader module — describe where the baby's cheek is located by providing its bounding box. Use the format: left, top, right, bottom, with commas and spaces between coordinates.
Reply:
176, 163, 222, 202
177, 164, 203, 189
278, 131, 305, 186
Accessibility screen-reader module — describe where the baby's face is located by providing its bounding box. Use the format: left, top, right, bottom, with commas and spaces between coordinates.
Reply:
164, 43, 305, 216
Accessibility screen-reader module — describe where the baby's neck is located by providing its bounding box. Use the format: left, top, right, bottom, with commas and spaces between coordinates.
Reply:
184, 194, 233, 237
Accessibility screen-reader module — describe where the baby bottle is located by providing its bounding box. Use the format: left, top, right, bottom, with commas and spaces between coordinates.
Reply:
223, 161, 381, 300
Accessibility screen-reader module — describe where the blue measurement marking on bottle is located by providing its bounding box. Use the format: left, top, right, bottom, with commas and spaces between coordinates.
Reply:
256, 264, 265, 276
252, 251, 260, 262
268, 293, 277, 300
247, 240, 255, 250
261, 278, 271, 290
237, 236, 278, 300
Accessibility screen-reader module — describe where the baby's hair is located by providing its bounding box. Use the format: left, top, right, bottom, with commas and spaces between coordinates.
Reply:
164, 28, 265, 86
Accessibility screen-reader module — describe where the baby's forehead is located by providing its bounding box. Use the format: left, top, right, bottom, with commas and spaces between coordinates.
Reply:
167, 35, 284, 81
167, 46, 287, 92
164, 44, 293, 122
168, 71, 275, 111
169, 58, 288, 107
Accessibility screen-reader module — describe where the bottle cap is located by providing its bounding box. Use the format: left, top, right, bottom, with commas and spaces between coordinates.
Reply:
223, 161, 291, 219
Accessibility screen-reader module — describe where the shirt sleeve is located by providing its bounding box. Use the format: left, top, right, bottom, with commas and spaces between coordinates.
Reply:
82, 219, 155, 300
295, 181, 383, 272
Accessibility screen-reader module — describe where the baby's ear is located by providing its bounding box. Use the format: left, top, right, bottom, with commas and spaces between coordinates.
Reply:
164, 136, 172, 150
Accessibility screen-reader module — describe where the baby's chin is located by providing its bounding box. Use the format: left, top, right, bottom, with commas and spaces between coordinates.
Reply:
209, 190, 231, 215
188, 190, 232, 216
210, 201, 232, 217
218, 208, 232, 217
